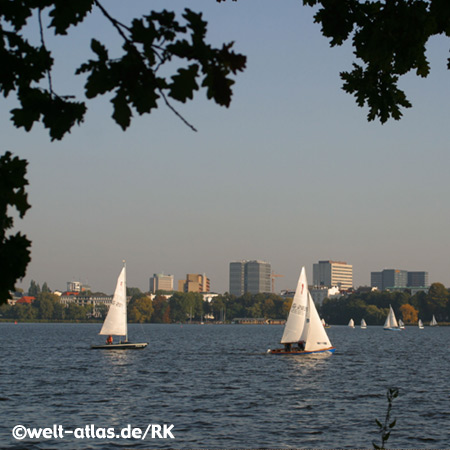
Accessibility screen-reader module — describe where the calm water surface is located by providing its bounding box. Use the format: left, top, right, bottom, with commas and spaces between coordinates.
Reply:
0, 323, 449, 449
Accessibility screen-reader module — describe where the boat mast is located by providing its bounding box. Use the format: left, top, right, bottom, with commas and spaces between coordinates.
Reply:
123, 260, 128, 342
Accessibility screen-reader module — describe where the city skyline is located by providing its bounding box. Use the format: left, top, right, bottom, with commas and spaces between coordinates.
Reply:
3, 1, 449, 296
19, 260, 437, 296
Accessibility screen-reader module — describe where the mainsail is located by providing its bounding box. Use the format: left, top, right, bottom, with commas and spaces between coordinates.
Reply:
280, 267, 308, 343
99, 265, 127, 338
302, 293, 332, 352
384, 305, 398, 329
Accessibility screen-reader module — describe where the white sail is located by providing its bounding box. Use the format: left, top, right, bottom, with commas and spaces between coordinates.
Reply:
384, 305, 398, 329
348, 319, 354, 328
398, 319, 405, 329
281, 267, 308, 343
418, 319, 424, 329
361, 319, 367, 328
99, 265, 127, 337
430, 315, 438, 326
303, 292, 332, 352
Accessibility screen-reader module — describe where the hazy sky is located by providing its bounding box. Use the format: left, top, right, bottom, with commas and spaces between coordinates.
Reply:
3, 1, 449, 295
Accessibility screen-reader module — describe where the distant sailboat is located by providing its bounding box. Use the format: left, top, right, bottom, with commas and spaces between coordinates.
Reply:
91, 262, 148, 350
321, 318, 331, 328
360, 319, 367, 329
268, 267, 335, 355
348, 318, 355, 328
418, 319, 424, 329
384, 305, 401, 331
398, 319, 405, 329
430, 315, 438, 327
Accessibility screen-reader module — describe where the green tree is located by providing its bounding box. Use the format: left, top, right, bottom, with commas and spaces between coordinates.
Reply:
41, 282, 51, 293
151, 295, 171, 323
0, 303, 12, 318
35, 292, 60, 319
127, 287, 143, 301
169, 292, 203, 322
425, 283, 448, 321
0, 152, 31, 304
128, 295, 154, 323
66, 303, 88, 320
28, 280, 40, 297
15, 303, 38, 321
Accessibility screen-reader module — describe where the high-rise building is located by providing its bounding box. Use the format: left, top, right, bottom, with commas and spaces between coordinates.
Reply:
229, 260, 271, 296
178, 274, 210, 293
371, 269, 428, 290
149, 273, 174, 293
313, 260, 353, 290
407, 271, 429, 288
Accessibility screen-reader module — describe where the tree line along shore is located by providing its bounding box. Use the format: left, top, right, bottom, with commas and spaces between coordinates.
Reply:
2, 282, 449, 325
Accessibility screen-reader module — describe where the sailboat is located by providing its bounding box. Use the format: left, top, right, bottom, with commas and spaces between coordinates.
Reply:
348, 318, 355, 328
360, 319, 367, 329
430, 315, 438, 326
91, 262, 148, 350
398, 319, 405, 329
321, 318, 331, 328
418, 319, 424, 329
383, 305, 401, 331
268, 267, 335, 355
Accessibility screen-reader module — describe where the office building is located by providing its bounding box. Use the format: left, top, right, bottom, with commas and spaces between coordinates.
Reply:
229, 260, 271, 296
149, 273, 174, 293
313, 260, 353, 290
310, 286, 341, 306
371, 269, 428, 290
407, 271, 429, 288
178, 274, 210, 293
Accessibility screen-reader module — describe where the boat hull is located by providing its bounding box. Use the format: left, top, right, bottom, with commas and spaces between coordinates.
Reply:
268, 347, 335, 355
383, 327, 402, 331
91, 342, 148, 350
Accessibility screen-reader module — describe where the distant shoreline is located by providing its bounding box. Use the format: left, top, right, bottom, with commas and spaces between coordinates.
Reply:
1, 319, 448, 326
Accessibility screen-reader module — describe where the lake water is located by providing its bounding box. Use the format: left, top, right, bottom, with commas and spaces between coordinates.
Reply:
1, 323, 449, 449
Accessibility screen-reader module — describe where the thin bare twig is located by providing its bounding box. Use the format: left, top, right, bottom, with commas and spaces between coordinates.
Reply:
159, 89, 197, 132
38, 8, 54, 96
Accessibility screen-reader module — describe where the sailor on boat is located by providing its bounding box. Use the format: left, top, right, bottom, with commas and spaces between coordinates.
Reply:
106, 335, 113, 345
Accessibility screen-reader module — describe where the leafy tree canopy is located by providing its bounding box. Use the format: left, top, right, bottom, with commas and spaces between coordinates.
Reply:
0, 152, 31, 304
221, 0, 450, 122
0, 0, 247, 140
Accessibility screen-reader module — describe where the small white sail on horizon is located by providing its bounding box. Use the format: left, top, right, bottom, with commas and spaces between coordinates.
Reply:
398, 319, 405, 329
430, 315, 438, 326
384, 305, 401, 331
361, 319, 367, 329
418, 319, 424, 329
348, 318, 355, 328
